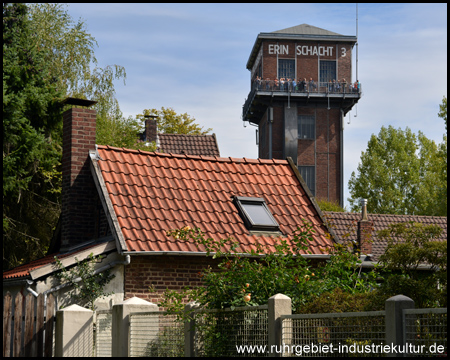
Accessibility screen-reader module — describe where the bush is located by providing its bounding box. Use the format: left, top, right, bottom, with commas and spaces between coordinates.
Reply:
159, 220, 377, 316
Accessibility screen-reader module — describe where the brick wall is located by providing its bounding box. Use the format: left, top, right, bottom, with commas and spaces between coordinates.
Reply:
61, 106, 98, 251
144, 119, 157, 143
124, 255, 220, 305
261, 40, 352, 82
358, 220, 374, 255
124, 255, 326, 307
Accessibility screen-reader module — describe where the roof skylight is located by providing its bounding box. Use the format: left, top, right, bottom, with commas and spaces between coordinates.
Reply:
233, 196, 280, 232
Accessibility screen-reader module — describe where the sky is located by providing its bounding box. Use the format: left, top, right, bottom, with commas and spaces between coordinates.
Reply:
66, 3, 447, 209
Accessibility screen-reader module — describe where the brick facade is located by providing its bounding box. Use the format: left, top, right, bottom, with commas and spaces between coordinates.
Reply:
61, 106, 98, 251
124, 255, 220, 304
357, 220, 374, 255
124, 255, 326, 306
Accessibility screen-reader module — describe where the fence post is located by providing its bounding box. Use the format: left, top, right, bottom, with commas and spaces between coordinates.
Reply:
385, 295, 414, 357
55, 304, 94, 357
111, 296, 158, 357
268, 293, 291, 357
184, 301, 200, 357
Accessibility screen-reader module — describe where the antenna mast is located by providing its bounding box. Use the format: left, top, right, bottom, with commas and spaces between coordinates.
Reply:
356, 3, 358, 82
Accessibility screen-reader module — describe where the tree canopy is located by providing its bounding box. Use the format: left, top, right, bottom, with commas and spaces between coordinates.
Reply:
139, 107, 212, 135
3, 3, 64, 269
348, 99, 447, 216
3, 4, 213, 270
3, 3, 129, 270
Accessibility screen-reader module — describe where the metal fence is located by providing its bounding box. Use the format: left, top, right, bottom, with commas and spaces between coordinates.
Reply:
95, 310, 113, 357
193, 305, 269, 357
403, 308, 447, 357
281, 311, 386, 357
129, 311, 184, 357
252, 79, 362, 94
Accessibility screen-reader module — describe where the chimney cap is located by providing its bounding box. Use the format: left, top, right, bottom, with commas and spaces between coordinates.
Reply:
63, 97, 97, 107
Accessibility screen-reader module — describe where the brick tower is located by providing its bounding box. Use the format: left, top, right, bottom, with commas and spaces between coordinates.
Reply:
242, 24, 361, 207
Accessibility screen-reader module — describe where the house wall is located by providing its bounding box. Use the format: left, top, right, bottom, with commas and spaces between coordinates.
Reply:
3, 251, 125, 311
124, 255, 219, 305
124, 255, 325, 307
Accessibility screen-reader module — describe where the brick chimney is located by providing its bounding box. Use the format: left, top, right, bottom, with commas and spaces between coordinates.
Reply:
144, 116, 158, 143
357, 199, 373, 255
61, 98, 98, 252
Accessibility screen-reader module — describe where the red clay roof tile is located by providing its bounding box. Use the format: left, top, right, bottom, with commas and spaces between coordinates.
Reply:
323, 211, 447, 260
95, 145, 333, 256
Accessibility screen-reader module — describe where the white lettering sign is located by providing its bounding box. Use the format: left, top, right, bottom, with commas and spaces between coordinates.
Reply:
268, 44, 289, 55
296, 45, 333, 56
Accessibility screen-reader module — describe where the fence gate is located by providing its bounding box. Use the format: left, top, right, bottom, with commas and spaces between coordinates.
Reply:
3, 292, 56, 357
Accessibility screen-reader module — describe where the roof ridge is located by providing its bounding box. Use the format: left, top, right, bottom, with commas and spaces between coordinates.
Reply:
323, 210, 447, 220
97, 144, 290, 165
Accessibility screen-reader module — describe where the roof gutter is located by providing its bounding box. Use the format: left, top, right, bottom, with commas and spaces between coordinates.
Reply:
26, 255, 131, 299
122, 251, 331, 259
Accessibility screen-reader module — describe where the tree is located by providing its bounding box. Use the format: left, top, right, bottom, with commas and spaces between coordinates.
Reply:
27, 3, 126, 119
3, 3, 64, 269
96, 113, 157, 151
316, 198, 346, 212
368, 222, 447, 308
139, 107, 212, 135
436, 96, 447, 215
54, 252, 115, 311
348, 123, 446, 216
3, 3, 130, 270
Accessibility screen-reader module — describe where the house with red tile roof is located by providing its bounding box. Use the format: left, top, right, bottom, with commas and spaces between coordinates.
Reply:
3, 99, 336, 308
4, 99, 446, 308
323, 210, 447, 263
141, 117, 221, 156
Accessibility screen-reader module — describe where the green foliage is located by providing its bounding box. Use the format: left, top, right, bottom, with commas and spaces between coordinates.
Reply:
139, 107, 213, 136
158, 221, 377, 317
3, 3, 64, 269
54, 253, 115, 311
96, 113, 156, 151
316, 198, 346, 212
348, 123, 446, 216
297, 287, 375, 313
27, 4, 126, 117
368, 222, 447, 309
437, 96, 447, 216
2, 3, 132, 270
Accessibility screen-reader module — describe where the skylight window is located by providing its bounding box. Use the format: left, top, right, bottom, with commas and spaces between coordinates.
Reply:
233, 196, 280, 232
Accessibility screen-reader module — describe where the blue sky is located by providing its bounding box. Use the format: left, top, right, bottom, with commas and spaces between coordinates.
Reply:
66, 3, 447, 209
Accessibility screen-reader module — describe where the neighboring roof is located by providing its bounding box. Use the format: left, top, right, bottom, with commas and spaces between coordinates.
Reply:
158, 133, 220, 157
92, 145, 335, 256
3, 240, 116, 281
246, 23, 357, 70
323, 211, 447, 261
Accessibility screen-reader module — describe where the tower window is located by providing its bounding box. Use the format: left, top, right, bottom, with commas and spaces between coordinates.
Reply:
298, 166, 316, 197
233, 196, 280, 232
320, 60, 336, 83
278, 59, 295, 80
298, 115, 315, 139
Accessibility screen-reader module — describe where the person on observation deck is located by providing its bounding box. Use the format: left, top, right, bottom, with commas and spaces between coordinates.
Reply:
308, 78, 316, 92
